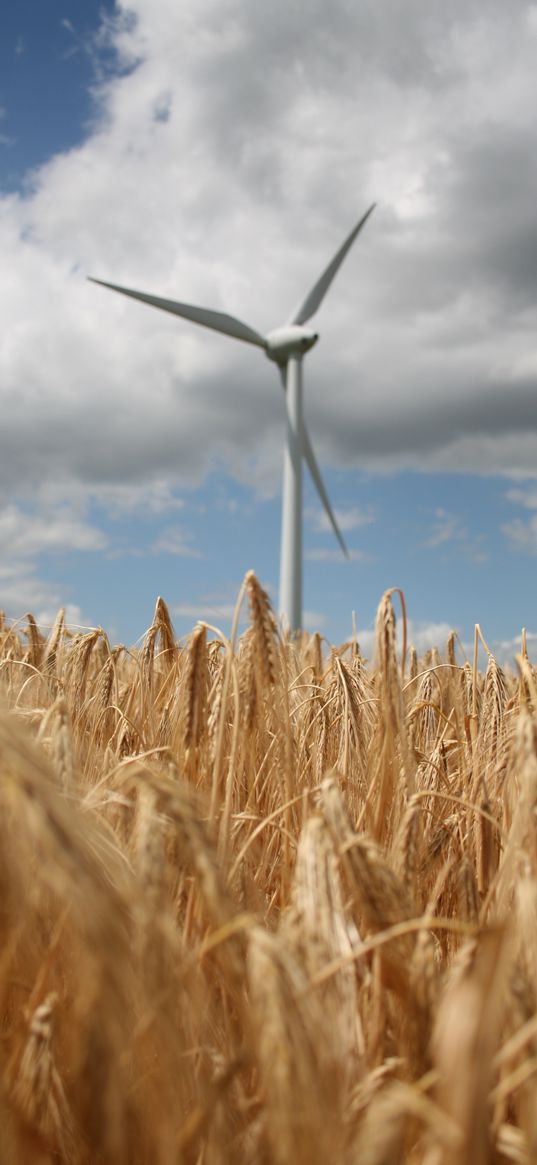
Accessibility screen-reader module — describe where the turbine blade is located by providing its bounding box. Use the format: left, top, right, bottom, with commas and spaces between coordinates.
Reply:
88, 278, 267, 348
302, 427, 349, 558
290, 203, 376, 326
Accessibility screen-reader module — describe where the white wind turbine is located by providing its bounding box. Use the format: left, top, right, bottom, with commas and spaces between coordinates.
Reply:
89, 204, 375, 632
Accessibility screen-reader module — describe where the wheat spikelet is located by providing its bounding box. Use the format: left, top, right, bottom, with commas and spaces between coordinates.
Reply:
132, 781, 166, 904
415, 740, 452, 848
393, 793, 422, 905
24, 613, 45, 669
474, 653, 508, 790
139, 621, 158, 702
48, 696, 76, 793
371, 590, 414, 831
96, 648, 119, 714
245, 570, 278, 690
92, 646, 123, 746
65, 629, 103, 722
446, 631, 457, 667
510, 708, 537, 864
409, 671, 438, 756
247, 925, 338, 1165
283, 813, 365, 1073
43, 607, 65, 677
409, 924, 439, 1023
467, 655, 508, 896
8, 991, 79, 1163
348, 1083, 410, 1165
319, 774, 414, 1000
119, 765, 246, 983
333, 656, 375, 798
154, 595, 177, 670
375, 590, 403, 739
457, 855, 481, 923
432, 928, 510, 1165
207, 665, 224, 766
183, 623, 209, 752
513, 873, 537, 998
238, 627, 258, 737
306, 630, 324, 684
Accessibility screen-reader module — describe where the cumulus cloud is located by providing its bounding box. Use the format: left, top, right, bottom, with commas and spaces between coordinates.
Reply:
505, 486, 537, 511
3, 0, 537, 633
502, 515, 537, 554
424, 506, 487, 562
151, 525, 203, 557
491, 630, 537, 662
172, 601, 238, 624
0, 504, 107, 558
501, 485, 537, 554
0, 558, 86, 629
425, 508, 463, 548
308, 505, 374, 534
355, 618, 459, 660
172, 589, 327, 632
355, 618, 533, 668
2, 0, 537, 513
0, 501, 107, 625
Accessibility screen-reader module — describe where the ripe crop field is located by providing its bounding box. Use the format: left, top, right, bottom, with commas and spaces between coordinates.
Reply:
0, 571, 536, 1164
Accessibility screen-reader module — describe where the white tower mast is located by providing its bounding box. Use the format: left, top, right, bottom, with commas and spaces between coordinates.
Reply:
279, 355, 304, 631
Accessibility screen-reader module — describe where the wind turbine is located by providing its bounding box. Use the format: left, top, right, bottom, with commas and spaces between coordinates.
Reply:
89, 204, 375, 632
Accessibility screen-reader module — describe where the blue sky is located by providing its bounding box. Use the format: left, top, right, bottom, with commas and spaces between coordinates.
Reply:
1, 1, 117, 184
2, 0, 537, 658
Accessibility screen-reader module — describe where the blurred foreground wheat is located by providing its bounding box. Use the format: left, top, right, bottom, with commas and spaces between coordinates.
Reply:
0, 576, 535, 1164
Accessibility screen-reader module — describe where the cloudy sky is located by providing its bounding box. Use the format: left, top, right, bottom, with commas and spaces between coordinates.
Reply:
2, 0, 537, 656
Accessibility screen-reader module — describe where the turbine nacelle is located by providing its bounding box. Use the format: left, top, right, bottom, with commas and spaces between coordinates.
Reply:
265, 324, 319, 364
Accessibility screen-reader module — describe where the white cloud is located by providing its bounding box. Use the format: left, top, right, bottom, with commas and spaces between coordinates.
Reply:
35, 603, 87, 631
1, 0, 537, 525
0, 502, 106, 626
303, 609, 328, 631
90, 481, 186, 517
406, 620, 457, 656
502, 485, 537, 553
0, 504, 107, 558
171, 592, 326, 632
173, 601, 236, 621
0, 562, 86, 629
171, 601, 244, 635
151, 525, 203, 557
505, 486, 537, 511
424, 507, 487, 562
354, 619, 535, 668
355, 618, 458, 661
425, 508, 464, 547
308, 505, 374, 534
502, 515, 537, 555
489, 630, 537, 665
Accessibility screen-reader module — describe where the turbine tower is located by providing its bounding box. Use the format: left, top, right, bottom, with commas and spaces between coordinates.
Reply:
89, 204, 375, 632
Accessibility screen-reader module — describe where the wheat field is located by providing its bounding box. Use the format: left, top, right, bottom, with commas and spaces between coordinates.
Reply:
0, 572, 535, 1164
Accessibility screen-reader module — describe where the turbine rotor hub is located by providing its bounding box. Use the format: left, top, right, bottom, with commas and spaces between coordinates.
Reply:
265, 324, 319, 364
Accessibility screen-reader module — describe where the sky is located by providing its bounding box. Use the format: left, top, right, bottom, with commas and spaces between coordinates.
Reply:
1, 0, 537, 659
